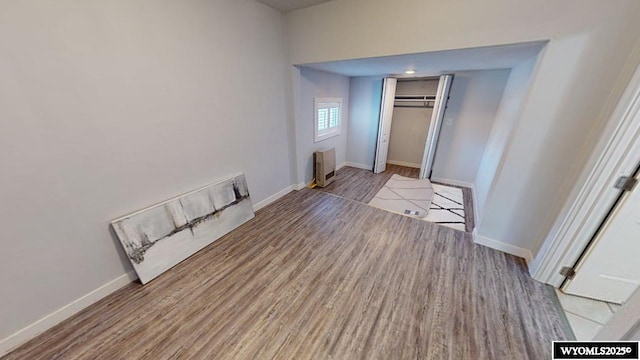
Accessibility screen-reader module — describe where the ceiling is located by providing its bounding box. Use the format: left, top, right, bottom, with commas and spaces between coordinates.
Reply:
256, 0, 334, 12
300, 42, 547, 77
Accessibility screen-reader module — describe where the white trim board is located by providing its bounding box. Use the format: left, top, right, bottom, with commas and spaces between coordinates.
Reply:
294, 180, 317, 191
430, 177, 475, 189
471, 186, 481, 229
252, 185, 295, 212
0, 272, 137, 357
344, 162, 373, 171
473, 229, 534, 264
291, 161, 350, 191
386, 160, 421, 169
294, 162, 348, 191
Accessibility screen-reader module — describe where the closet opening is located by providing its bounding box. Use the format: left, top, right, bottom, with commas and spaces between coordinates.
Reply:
374, 75, 453, 179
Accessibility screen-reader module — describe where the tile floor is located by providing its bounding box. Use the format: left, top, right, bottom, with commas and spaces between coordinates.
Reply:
555, 289, 621, 340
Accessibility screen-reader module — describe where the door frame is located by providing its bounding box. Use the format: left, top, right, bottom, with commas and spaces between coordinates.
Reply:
530, 62, 640, 288
373, 77, 398, 174
561, 161, 639, 302
419, 74, 454, 179
373, 75, 453, 177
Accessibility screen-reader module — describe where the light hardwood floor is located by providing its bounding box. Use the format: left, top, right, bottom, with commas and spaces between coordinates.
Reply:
316, 164, 419, 203
3, 189, 570, 360
317, 165, 475, 232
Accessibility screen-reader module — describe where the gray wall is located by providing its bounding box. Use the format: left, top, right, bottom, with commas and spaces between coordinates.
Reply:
432, 70, 510, 184
293, 67, 350, 184
474, 59, 538, 221
387, 80, 438, 167
0, 0, 291, 342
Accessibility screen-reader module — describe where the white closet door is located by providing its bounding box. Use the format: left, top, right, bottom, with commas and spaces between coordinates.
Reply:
563, 171, 640, 304
374, 78, 397, 174
420, 74, 453, 179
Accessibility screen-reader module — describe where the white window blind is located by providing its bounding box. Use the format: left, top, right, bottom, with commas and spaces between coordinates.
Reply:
314, 98, 342, 142
329, 107, 339, 128
318, 108, 329, 131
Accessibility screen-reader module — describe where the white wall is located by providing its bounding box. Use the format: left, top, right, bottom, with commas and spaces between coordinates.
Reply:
346, 77, 383, 169
387, 80, 438, 168
432, 70, 510, 184
474, 58, 538, 221
0, 0, 291, 347
293, 67, 350, 184
287, 0, 640, 259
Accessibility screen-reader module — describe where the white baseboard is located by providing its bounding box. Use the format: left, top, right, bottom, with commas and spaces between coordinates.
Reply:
344, 161, 373, 170
430, 176, 475, 189
472, 229, 533, 264
294, 181, 309, 191
471, 188, 480, 230
386, 160, 421, 169
0, 271, 137, 357
252, 185, 295, 211
292, 162, 347, 192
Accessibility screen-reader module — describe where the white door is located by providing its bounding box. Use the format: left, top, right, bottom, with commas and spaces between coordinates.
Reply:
374, 78, 397, 174
563, 171, 640, 304
419, 74, 453, 179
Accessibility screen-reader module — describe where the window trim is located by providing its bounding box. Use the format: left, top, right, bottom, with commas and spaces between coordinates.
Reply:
314, 97, 342, 143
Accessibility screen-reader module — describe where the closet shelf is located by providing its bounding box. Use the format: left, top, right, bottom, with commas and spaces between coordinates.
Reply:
394, 94, 437, 108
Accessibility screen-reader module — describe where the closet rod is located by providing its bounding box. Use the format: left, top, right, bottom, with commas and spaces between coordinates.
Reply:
394, 99, 436, 102
394, 94, 437, 99
394, 105, 435, 108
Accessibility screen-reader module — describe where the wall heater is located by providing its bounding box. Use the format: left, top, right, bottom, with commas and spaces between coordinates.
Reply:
314, 148, 336, 187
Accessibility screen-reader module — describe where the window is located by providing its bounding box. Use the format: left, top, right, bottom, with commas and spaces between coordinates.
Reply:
314, 98, 342, 142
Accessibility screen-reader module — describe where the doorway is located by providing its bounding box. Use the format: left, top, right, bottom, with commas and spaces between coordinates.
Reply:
373, 74, 453, 179
561, 162, 640, 303
386, 78, 439, 171
530, 62, 640, 341
555, 162, 640, 340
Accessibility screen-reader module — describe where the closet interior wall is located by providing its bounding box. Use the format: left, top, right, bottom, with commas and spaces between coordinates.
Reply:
388, 79, 440, 168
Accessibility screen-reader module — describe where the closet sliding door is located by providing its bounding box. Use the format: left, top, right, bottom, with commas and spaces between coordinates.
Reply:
374, 78, 398, 174
419, 74, 453, 179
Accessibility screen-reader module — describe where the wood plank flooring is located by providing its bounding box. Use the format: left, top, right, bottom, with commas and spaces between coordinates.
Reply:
317, 165, 475, 232
316, 164, 419, 204
3, 189, 570, 360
